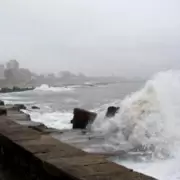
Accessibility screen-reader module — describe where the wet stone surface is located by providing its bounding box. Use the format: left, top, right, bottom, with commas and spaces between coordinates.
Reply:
0, 109, 157, 180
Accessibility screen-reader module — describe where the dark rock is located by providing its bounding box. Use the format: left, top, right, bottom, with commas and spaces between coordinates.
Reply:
0, 108, 7, 116
0, 100, 5, 106
15, 104, 27, 110
0, 86, 34, 93
0, 87, 11, 93
11, 104, 27, 111
105, 106, 120, 118
31, 106, 40, 110
71, 108, 97, 129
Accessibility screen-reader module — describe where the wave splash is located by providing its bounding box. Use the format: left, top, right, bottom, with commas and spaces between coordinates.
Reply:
92, 70, 180, 158
34, 84, 74, 92
25, 110, 73, 130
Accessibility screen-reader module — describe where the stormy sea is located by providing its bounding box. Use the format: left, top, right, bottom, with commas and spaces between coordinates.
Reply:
1, 70, 180, 180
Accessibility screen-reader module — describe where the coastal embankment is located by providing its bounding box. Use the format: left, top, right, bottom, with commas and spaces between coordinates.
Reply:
0, 104, 156, 180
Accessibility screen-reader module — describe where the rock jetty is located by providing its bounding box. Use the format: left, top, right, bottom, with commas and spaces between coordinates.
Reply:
0, 86, 34, 93
0, 103, 156, 180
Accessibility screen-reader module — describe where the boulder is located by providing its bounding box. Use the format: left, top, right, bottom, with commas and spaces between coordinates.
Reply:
0, 100, 5, 106
0, 108, 7, 116
11, 104, 27, 111
31, 106, 40, 110
105, 106, 120, 118
71, 108, 97, 129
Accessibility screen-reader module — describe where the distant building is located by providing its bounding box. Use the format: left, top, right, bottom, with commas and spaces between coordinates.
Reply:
0, 64, 5, 79
6, 60, 19, 69
58, 71, 75, 79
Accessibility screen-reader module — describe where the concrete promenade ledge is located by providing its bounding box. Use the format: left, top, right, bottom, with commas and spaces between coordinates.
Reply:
0, 109, 157, 180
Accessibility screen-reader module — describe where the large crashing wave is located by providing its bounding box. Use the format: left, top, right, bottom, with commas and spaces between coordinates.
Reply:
92, 70, 180, 158
34, 84, 74, 92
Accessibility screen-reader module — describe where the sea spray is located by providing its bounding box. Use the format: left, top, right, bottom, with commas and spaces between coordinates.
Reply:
26, 110, 73, 129
34, 84, 74, 92
92, 70, 180, 158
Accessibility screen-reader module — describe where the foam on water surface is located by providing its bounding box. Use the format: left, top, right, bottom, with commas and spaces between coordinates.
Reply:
34, 84, 74, 92
28, 110, 73, 129
0, 93, 35, 105
2, 71, 180, 179
114, 155, 180, 180
92, 70, 180, 179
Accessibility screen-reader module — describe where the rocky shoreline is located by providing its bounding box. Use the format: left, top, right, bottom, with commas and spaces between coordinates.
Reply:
0, 101, 123, 155
0, 86, 34, 93
0, 100, 157, 180
0, 100, 155, 156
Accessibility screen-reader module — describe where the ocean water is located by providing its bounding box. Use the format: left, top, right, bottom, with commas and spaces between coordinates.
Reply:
0, 82, 141, 129
93, 70, 180, 180
1, 71, 180, 180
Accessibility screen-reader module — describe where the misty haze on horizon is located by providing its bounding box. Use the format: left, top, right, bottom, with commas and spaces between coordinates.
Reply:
0, 0, 180, 78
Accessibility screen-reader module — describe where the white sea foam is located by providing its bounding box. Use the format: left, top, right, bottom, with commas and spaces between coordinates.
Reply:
0, 94, 34, 105
2, 70, 180, 179
28, 110, 73, 130
92, 70, 180, 179
34, 84, 74, 92
114, 155, 180, 180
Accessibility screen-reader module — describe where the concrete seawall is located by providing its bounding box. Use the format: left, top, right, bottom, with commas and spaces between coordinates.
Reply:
0, 110, 157, 180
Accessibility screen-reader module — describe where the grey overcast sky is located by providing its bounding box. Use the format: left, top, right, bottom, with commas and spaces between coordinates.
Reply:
0, 0, 180, 77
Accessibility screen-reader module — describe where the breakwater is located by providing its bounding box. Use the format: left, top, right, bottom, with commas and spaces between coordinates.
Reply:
0, 108, 156, 180
0, 87, 34, 93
